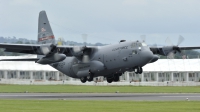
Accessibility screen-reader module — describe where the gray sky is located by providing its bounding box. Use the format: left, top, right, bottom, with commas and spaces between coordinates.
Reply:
1, 0, 200, 46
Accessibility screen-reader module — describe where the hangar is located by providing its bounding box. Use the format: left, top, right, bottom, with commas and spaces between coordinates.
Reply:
0, 55, 200, 85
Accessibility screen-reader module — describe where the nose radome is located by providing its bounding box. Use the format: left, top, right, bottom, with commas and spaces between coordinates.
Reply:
139, 50, 154, 65
149, 55, 159, 63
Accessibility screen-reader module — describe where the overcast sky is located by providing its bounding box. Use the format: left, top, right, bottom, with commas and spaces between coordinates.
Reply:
1, 0, 200, 45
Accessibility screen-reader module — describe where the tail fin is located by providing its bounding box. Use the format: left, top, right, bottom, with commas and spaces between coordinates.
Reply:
38, 11, 55, 45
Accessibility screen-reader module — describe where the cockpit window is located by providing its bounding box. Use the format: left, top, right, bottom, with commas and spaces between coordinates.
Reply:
131, 43, 136, 48
131, 42, 144, 48
138, 43, 142, 47
142, 43, 147, 46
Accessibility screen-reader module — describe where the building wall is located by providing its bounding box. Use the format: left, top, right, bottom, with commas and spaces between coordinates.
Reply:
1, 70, 200, 83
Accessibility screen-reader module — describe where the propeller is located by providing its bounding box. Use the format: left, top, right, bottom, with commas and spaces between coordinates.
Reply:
152, 43, 159, 54
165, 35, 185, 59
82, 34, 88, 46
70, 34, 90, 63
82, 55, 90, 63
73, 46, 83, 53
177, 35, 185, 46
81, 34, 90, 63
140, 35, 146, 43
40, 43, 58, 55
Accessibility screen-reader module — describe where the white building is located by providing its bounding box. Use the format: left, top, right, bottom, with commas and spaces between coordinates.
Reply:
123, 59, 200, 82
0, 55, 200, 86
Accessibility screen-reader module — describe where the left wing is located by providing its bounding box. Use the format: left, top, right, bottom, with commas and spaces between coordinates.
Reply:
150, 46, 200, 56
177, 46, 200, 50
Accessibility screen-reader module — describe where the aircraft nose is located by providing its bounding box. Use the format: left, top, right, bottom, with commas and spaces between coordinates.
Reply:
139, 50, 154, 66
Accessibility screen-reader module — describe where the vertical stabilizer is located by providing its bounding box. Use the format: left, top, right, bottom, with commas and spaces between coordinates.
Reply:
38, 11, 55, 44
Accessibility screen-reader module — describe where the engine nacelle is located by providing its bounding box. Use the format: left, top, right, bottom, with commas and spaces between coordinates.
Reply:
161, 46, 173, 56
149, 55, 159, 63
89, 61, 105, 74
36, 53, 66, 64
75, 61, 105, 78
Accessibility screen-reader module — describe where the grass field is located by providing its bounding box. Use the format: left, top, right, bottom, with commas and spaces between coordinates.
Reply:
0, 100, 199, 112
0, 85, 200, 93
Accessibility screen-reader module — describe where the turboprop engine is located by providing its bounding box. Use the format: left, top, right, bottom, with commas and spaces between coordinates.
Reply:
36, 44, 66, 64
89, 61, 105, 73
36, 53, 66, 64
75, 61, 105, 78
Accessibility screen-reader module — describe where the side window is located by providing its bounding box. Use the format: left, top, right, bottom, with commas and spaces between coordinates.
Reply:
132, 50, 138, 55
131, 42, 136, 48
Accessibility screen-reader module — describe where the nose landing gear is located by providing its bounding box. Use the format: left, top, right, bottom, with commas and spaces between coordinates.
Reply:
134, 66, 143, 74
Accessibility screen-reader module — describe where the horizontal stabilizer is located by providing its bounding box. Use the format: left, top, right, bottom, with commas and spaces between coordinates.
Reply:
0, 58, 39, 61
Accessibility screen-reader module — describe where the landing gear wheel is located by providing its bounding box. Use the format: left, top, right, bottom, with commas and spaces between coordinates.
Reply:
87, 74, 94, 82
119, 73, 123, 76
107, 78, 113, 83
139, 67, 143, 74
135, 67, 139, 74
113, 75, 119, 82
80, 77, 87, 83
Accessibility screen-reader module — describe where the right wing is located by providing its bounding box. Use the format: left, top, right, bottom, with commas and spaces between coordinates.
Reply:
0, 43, 97, 56
0, 58, 39, 61
0, 43, 40, 54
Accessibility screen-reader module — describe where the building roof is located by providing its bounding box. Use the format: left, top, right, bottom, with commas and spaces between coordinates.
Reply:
0, 55, 57, 71
144, 59, 200, 72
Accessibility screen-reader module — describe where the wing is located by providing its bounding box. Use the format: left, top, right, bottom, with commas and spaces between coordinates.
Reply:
57, 45, 98, 56
150, 46, 200, 56
0, 43, 97, 56
0, 43, 40, 54
0, 58, 39, 61
178, 46, 200, 50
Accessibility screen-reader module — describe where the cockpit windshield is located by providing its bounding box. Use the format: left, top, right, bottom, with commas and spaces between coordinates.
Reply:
131, 41, 147, 47
142, 43, 147, 46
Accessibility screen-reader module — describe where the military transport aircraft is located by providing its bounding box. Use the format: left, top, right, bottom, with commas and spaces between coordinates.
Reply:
1, 11, 200, 83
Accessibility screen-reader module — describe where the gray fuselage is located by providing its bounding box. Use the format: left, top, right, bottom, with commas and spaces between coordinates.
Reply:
50, 41, 155, 78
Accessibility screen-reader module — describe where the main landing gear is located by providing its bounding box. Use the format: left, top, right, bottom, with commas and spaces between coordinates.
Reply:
134, 66, 143, 74
106, 74, 121, 83
80, 77, 87, 83
80, 72, 94, 83
86, 73, 94, 82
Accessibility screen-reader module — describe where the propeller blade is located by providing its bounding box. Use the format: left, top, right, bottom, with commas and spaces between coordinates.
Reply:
167, 52, 175, 59
165, 37, 174, 46
177, 35, 185, 46
73, 46, 82, 53
40, 46, 51, 55
140, 35, 146, 43
82, 55, 89, 63
151, 43, 159, 54
82, 34, 88, 46
152, 43, 157, 47
173, 46, 181, 53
